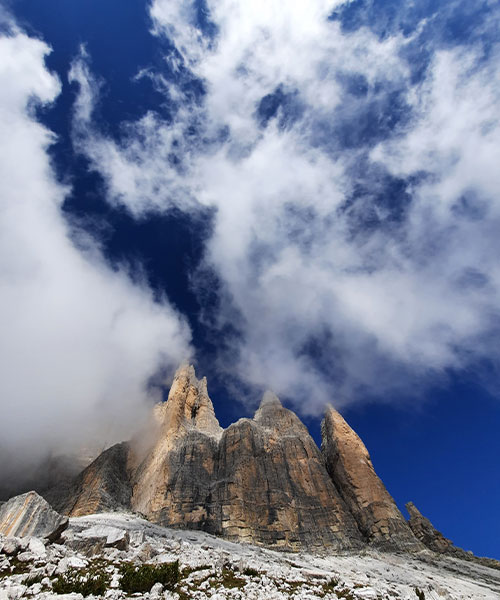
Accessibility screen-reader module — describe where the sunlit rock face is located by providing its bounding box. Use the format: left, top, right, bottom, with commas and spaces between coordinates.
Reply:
130, 364, 222, 531
214, 391, 364, 550
46, 365, 424, 552
321, 406, 423, 552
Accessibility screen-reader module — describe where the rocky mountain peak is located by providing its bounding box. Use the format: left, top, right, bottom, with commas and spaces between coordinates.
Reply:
321, 405, 422, 551
259, 390, 282, 408
42, 366, 492, 560
156, 364, 222, 441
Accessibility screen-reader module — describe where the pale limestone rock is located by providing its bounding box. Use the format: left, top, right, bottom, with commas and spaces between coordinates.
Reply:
321, 406, 421, 551
1, 538, 21, 556
130, 364, 222, 525
0, 492, 67, 542
28, 537, 46, 558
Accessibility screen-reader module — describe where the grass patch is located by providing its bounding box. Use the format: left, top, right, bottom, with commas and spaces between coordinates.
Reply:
335, 589, 356, 599
53, 565, 110, 597
24, 572, 44, 586
220, 567, 246, 589
119, 560, 180, 594
181, 564, 212, 578
243, 567, 260, 577
320, 577, 339, 595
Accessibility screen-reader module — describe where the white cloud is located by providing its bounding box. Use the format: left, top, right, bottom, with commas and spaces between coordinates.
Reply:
0, 25, 192, 475
70, 0, 500, 413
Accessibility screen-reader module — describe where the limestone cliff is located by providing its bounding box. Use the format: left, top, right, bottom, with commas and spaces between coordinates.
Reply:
321, 406, 422, 551
214, 392, 363, 550
45, 365, 426, 552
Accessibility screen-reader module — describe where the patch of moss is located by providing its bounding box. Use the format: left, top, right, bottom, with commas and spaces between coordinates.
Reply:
320, 577, 340, 595
53, 565, 110, 597
119, 560, 179, 594
23, 572, 44, 586
220, 567, 246, 589
335, 588, 356, 600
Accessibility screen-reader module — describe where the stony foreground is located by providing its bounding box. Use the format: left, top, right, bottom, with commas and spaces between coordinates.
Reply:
1, 512, 499, 600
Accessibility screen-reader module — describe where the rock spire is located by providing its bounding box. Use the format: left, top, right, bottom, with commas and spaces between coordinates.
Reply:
45, 365, 430, 553
321, 405, 422, 551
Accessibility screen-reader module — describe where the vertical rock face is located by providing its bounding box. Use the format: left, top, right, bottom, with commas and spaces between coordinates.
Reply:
321, 406, 422, 551
44, 365, 426, 552
130, 364, 222, 531
46, 442, 132, 517
215, 392, 364, 550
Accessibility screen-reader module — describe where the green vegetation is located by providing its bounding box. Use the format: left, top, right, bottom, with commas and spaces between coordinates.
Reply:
335, 588, 356, 599
219, 567, 246, 589
23, 572, 44, 586
53, 565, 110, 597
243, 566, 260, 577
119, 560, 180, 594
320, 577, 340, 595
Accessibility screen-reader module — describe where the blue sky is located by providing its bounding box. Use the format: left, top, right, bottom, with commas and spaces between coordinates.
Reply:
1, 0, 499, 558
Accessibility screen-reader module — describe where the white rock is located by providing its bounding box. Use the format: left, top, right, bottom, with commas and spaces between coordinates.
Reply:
1, 538, 21, 556
150, 582, 164, 596
0, 584, 27, 599
29, 583, 42, 596
129, 530, 145, 546
354, 588, 378, 599
16, 551, 34, 563
28, 538, 46, 558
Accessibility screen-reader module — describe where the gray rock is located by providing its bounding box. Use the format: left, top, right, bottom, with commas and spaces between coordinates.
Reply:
0, 492, 68, 542
406, 502, 500, 569
28, 537, 46, 558
2, 538, 21, 556
16, 551, 34, 563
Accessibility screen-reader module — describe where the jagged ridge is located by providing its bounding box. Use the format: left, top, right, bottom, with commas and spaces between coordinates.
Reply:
43, 365, 466, 556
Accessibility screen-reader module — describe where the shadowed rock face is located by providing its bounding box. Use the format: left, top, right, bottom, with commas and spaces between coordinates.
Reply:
44, 366, 425, 552
406, 502, 500, 570
406, 502, 453, 553
0, 491, 68, 541
321, 406, 422, 552
46, 442, 132, 517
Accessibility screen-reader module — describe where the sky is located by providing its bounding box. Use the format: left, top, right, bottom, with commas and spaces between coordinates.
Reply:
0, 0, 499, 558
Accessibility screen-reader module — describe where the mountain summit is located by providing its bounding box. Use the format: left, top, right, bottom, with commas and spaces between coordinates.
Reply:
43, 366, 475, 557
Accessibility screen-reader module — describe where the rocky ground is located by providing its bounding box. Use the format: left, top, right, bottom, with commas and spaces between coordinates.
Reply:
1, 512, 499, 600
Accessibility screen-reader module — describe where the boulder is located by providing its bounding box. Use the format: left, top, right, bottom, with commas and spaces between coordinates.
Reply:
0, 492, 67, 542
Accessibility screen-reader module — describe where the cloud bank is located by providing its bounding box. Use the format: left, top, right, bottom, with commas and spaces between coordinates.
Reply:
70, 0, 500, 413
0, 19, 192, 481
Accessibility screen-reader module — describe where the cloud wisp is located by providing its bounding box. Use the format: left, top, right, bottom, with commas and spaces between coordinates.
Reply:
0, 18, 192, 486
69, 0, 500, 413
